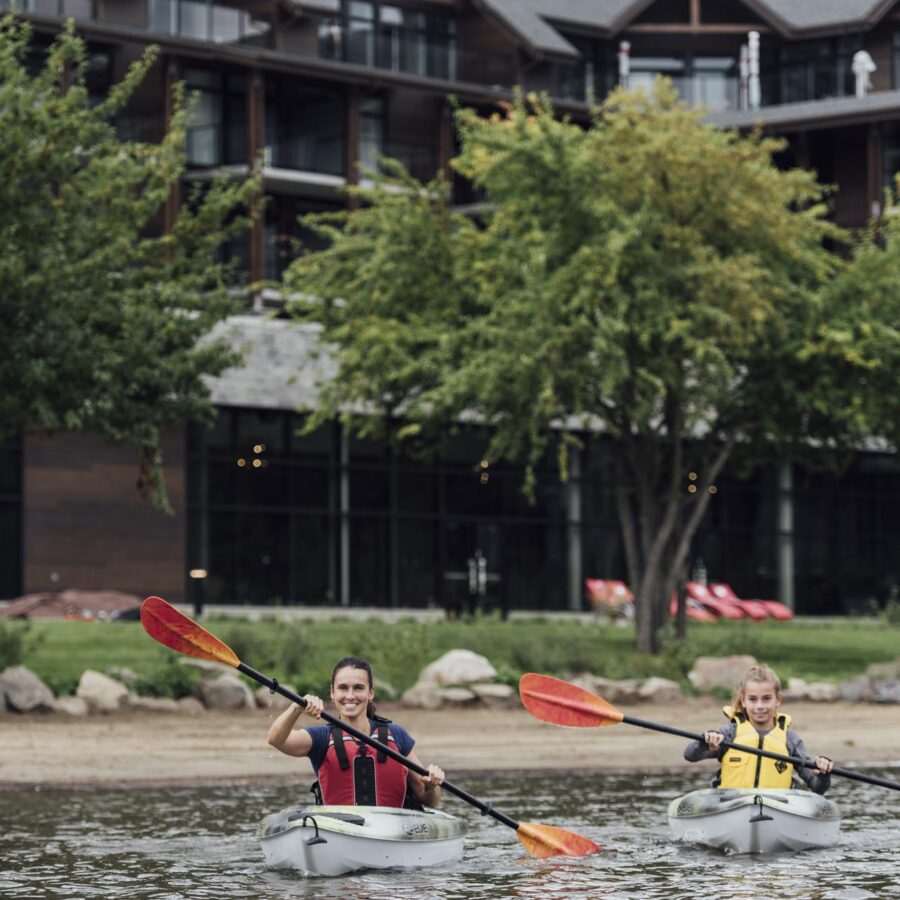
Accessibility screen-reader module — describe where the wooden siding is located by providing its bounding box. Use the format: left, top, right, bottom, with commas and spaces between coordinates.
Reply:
23, 430, 187, 602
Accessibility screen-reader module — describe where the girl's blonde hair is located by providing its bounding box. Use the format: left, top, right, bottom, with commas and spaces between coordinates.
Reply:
731, 663, 782, 715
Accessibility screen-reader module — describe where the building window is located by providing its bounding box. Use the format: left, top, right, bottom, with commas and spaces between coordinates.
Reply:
778, 36, 862, 104
264, 83, 345, 175
337, 1, 457, 80
147, 0, 270, 46
184, 69, 247, 168
359, 95, 385, 174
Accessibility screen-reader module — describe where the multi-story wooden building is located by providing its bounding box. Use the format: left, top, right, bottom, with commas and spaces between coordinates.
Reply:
3, 0, 899, 616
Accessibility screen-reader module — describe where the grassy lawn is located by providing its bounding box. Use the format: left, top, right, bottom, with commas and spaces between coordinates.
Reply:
8, 613, 897, 699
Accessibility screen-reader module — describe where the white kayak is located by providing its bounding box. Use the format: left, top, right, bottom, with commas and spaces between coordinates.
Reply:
668, 788, 841, 854
256, 804, 467, 876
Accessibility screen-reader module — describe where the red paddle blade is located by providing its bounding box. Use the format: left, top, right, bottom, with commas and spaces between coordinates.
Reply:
519, 673, 624, 728
141, 596, 239, 668
517, 822, 602, 858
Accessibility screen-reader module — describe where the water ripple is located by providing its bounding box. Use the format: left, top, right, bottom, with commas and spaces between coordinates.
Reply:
1, 771, 898, 899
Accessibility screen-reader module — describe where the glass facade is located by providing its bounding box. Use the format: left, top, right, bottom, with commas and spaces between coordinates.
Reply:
187, 410, 576, 611
188, 410, 900, 615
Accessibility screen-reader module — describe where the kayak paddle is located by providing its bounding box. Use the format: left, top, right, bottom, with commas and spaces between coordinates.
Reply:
140, 597, 602, 858
519, 673, 900, 793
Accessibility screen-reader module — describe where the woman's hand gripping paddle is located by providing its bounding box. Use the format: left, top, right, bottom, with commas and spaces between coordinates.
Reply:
519, 673, 900, 792
140, 597, 602, 858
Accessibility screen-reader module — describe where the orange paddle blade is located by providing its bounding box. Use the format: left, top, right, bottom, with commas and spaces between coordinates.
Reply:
519, 673, 624, 728
141, 596, 239, 668
516, 822, 602, 859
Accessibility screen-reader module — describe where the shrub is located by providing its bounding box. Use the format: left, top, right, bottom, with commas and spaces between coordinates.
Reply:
0, 620, 36, 669
131, 654, 199, 699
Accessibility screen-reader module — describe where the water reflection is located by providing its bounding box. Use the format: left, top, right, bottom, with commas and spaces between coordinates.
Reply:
1, 771, 898, 899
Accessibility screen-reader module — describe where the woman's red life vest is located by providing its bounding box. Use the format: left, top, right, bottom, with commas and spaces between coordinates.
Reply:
317, 723, 409, 807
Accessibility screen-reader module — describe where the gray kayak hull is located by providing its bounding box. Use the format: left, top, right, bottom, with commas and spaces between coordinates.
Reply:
668, 788, 841, 854
257, 804, 467, 875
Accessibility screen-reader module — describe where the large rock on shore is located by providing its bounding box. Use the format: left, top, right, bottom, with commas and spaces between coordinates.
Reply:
418, 650, 498, 686
198, 674, 254, 710
0, 665, 55, 713
77, 670, 130, 713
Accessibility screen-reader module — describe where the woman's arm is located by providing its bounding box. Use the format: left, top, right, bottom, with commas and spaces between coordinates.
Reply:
406, 749, 444, 807
266, 695, 323, 757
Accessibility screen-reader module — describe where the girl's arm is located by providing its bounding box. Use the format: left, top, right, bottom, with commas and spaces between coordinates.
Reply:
789, 733, 833, 794
684, 724, 735, 762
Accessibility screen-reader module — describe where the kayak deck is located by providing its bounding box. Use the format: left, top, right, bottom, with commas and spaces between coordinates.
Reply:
668, 788, 841, 855
257, 804, 467, 875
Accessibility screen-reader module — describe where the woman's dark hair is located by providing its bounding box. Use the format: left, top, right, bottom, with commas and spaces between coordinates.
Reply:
331, 657, 377, 719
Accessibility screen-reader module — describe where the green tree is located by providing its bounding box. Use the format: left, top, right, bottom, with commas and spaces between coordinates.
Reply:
0, 17, 259, 507
285, 84, 899, 652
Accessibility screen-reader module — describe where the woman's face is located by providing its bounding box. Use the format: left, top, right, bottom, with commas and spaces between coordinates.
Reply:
330, 666, 374, 719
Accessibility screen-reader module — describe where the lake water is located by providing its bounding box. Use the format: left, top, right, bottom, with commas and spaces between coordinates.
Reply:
1, 770, 898, 899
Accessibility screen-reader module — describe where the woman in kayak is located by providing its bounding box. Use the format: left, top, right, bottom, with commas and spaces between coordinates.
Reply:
684, 663, 834, 793
267, 656, 445, 808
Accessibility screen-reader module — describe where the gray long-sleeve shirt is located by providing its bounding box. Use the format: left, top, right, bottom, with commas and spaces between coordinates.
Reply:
684, 722, 831, 795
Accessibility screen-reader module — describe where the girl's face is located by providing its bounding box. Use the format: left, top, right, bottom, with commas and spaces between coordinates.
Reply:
330, 666, 374, 719
741, 679, 782, 730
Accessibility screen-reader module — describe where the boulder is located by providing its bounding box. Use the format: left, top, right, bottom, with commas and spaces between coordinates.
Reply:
418, 650, 497, 687
872, 680, 900, 704
638, 677, 683, 704
128, 696, 180, 712
437, 686, 478, 706
255, 685, 298, 711
77, 670, 130, 713
804, 681, 839, 702
0, 665, 56, 713
197, 674, 255, 710
176, 696, 205, 714
838, 675, 875, 704
570, 674, 643, 704
866, 658, 900, 681
178, 658, 235, 679
400, 682, 443, 710
688, 656, 758, 693
469, 682, 517, 708
52, 696, 89, 716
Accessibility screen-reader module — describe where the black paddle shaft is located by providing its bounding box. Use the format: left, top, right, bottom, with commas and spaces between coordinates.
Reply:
239, 662, 521, 828
622, 714, 900, 792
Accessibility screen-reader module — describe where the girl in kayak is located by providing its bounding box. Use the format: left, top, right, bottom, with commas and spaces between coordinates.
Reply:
267, 656, 445, 808
684, 663, 834, 793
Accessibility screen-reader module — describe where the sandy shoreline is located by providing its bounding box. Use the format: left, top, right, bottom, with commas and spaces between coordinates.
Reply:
2, 699, 898, 792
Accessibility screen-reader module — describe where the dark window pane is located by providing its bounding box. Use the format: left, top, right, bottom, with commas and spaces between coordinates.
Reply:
291, 465, 331, 508
350, 516, 389, 605
398, 517, 436, 606
235, 460, 290, 507
236, 409, 287, 456
234, 512, 290, 603
292, 514, 332, 603
397, 468, 436, 512
350, 469, 390, 510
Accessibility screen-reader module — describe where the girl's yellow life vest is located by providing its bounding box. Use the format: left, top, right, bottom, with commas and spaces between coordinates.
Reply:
717, 705, 794, 789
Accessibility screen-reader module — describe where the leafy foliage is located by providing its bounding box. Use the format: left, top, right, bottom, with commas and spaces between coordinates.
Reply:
283, 82, 898, 652
0, 619, 35, 668
0, 18, 260, 506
